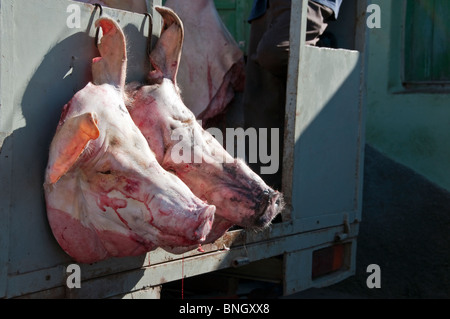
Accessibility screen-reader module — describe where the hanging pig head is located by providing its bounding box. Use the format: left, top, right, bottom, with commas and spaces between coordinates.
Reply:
44, 17, 215, 264
126, 7, 284, 248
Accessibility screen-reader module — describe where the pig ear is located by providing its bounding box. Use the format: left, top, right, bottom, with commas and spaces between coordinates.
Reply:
92, 17, 127, 90
46, 112, 100, 185
148, 6, 184, 85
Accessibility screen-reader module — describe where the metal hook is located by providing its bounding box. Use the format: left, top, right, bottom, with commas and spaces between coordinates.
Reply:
94, 4, 104, 49
94, 3, 103, 16
143, 13, 153, 56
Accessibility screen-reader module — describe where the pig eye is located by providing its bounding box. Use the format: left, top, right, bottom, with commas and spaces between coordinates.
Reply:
99, 170, 112, 175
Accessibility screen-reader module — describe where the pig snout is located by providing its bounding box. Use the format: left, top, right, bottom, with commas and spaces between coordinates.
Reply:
215, 185, 284, 229
172, 203, 215, 243
204, 159, 284, 229
146, 182, 216, 245
158, 204, 215, 253
252, 189, 284, 229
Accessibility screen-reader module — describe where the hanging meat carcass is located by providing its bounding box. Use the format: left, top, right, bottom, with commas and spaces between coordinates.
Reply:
44, 16, 215, 263
126, 7, 283, 250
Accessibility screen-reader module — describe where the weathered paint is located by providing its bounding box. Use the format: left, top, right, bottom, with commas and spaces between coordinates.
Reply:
281, 0, 308, 219
291, 47, 362, 218
281, 0, 367, 295
0, 1, 15, 298
13, 223, 359, 298
283, 0, 366, 222
0, 0, 366, 298
366, 0, 450, 191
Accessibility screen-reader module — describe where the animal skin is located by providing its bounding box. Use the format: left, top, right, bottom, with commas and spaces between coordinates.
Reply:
125, 7, 283, 251
44, 16, 215, 263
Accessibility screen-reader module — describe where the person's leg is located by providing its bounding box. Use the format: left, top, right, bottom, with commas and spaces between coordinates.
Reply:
252, 0, 335, 78
306, 1, 334, 46
243, 0, 334, 190
243, 10, 285, 190
252, 0, 292, 79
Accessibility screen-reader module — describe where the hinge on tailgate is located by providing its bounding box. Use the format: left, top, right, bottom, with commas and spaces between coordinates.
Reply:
335, 214, 350, 242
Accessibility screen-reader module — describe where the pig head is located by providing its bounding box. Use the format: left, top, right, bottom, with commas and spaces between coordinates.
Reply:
126, 7, 284, 245
44, 17, 215, 263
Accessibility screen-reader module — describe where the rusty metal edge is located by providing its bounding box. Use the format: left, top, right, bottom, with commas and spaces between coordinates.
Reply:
12, 222, 358, 299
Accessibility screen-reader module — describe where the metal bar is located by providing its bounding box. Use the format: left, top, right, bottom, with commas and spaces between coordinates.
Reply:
0, 0, 15, 299
354, 0, 369, 222
150, 0, 162, 49
110, 286, 162, 299
281, 0, 308, 221
146, 0, 155, 13
11, 223, 358, 298
5, 210, 360, 298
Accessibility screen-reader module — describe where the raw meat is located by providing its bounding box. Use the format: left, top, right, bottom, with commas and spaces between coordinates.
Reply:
164, 0, 245, 123
126, 7, 283, 248
44, 16, 215, 263
74, 0, 245, 124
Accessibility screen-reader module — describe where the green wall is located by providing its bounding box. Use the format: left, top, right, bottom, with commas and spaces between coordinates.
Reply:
214, 0, 252, 54
366, 0, 450, 191
162, 0, 252, 54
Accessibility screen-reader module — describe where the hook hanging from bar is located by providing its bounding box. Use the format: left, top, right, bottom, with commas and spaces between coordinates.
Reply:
94, 4, 104, 49
143, 13, 153, 57
94, 3, 103, 16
